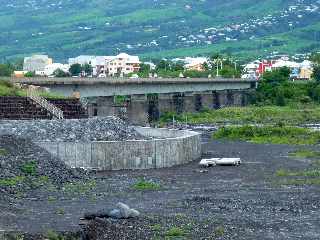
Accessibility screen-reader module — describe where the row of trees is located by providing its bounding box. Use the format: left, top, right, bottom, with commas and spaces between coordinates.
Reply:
253, 52, 320, 106
137, 54, 242, 78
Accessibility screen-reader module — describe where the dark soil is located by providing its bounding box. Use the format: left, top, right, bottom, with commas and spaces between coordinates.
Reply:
1, 135, 320, 239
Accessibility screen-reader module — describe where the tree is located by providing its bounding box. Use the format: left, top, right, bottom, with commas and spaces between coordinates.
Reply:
310, 53, 320, 65
312, 65, 320, 82
262, 67, 290, 85
69, 63, 82, 76
83, 63, 93, 76
171, 62, 184, 72
0, 64, 13, 76
138, 63, 151, 78
53, 68, 69, 77
155, 60, 170, 71
24, 71, 35, 77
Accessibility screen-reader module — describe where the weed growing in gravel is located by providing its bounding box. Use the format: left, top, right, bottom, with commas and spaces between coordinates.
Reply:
132, 179, 161, 191
20, 161, 37, 176
46, 230, 65, 240
62, 180, 96, 195
213, 226, 225, 237
276, 169, 320, 177
0, 176, 25, 186
45, 230, 81, 240
213, 125, 320, 145
48, 196, 57, 202
0, 148, 7, 155
150, 224, 162, 232
165, 227, 186, 238
55, 208, 65, 215
289, 149, 320, 158
279, 178, 320, 185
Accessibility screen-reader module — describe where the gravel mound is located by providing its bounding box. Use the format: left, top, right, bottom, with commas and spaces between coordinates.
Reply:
0, 135, 87, 196
0, 116, 145, 142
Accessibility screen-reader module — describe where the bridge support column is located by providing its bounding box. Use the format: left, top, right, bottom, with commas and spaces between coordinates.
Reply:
87, 97, 115, 117
184, 93, 197, 112
173, 93, 184, 114
147, 94, 160, 123
212, 91, 220, 109
200, 91, 213, 110
127, 95, 149, 125
158, 93, 174, 114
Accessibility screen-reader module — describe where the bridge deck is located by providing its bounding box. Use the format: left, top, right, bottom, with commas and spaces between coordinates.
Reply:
10, 77, 256, 85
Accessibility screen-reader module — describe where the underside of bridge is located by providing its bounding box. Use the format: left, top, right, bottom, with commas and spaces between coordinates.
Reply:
85, 90, 251, 125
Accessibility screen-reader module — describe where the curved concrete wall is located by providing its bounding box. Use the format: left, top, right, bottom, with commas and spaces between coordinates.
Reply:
37, 127, 201, 170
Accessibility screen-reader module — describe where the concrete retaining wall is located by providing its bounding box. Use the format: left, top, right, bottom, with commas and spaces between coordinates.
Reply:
37, 127, 202, 170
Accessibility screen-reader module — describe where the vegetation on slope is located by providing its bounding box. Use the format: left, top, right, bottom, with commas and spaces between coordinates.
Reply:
1, 0, 320, 61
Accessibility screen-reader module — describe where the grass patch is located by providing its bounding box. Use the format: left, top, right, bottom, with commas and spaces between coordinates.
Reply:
278, 178, 320, 186
289, 149, 320, 159
62, 180, 96, 195
132, 179, 161, 191
0, 176, 25, 186
55, 208, 65, 215
20, 161, 37, 176
213, 125, 320, 145
276, 169, 320, 177
165, 227, 186, 238
150, 224, 162, 232
0, 80, 26, 97
160, 106, 320, 126
0, 148, 7, 155
213, 226, 225, 237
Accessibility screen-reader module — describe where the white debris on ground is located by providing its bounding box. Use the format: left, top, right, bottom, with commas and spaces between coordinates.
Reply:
199, 158, 242, 167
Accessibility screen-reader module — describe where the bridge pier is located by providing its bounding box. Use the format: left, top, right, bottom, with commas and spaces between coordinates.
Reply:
86, 90, 251, 125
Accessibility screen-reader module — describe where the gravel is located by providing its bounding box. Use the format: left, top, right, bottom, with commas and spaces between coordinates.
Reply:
0, 117, 145, 142
0, 135, 88, 196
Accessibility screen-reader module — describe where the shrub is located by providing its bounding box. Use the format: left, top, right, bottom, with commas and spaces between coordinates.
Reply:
165, 227, 185, 237
20, 161, 37, 176
132, 179, 161, 191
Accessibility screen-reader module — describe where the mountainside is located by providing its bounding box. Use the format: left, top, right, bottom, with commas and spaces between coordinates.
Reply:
1, 0, 320, 61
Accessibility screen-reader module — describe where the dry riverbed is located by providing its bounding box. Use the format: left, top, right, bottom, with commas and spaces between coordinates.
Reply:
1, 135, 320, 239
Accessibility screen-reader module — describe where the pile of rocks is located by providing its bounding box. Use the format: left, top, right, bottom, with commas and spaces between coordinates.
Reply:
0, 116, 145, 142
0, 135, 87, 196
84, 202, 140, 220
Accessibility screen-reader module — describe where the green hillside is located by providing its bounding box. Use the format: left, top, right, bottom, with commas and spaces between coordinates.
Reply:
0, 0, 320, 61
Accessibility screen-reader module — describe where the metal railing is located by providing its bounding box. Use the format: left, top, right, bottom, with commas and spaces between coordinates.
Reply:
26, 88, 64, 119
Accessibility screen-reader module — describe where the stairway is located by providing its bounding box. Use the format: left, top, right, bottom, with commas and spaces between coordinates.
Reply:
26, 89, 64, 119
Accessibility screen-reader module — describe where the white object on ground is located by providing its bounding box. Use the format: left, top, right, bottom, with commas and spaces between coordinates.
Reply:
199, 158, 241, 167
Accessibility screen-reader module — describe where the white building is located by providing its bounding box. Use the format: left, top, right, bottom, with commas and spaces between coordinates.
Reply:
104, 53, 140, 76
68, 54, 140, 76
23, 55, 53, 72
39, 63, 70, 76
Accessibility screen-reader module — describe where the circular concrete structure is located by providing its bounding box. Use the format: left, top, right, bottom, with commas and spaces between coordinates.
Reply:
37, 127, 202, 170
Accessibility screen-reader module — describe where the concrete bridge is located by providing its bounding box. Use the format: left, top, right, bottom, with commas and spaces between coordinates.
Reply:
12, 77, 257, 98
11, 77, 257, 124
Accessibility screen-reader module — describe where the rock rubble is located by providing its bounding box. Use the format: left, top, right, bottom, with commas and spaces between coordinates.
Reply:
0, 117, 145, 142
0, 135, 88, 196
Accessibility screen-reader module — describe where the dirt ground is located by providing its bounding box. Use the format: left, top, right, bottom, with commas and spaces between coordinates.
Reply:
1, 135, 320, 239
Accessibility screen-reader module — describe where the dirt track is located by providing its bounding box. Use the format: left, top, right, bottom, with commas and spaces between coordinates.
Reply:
1, 136, 320, 239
